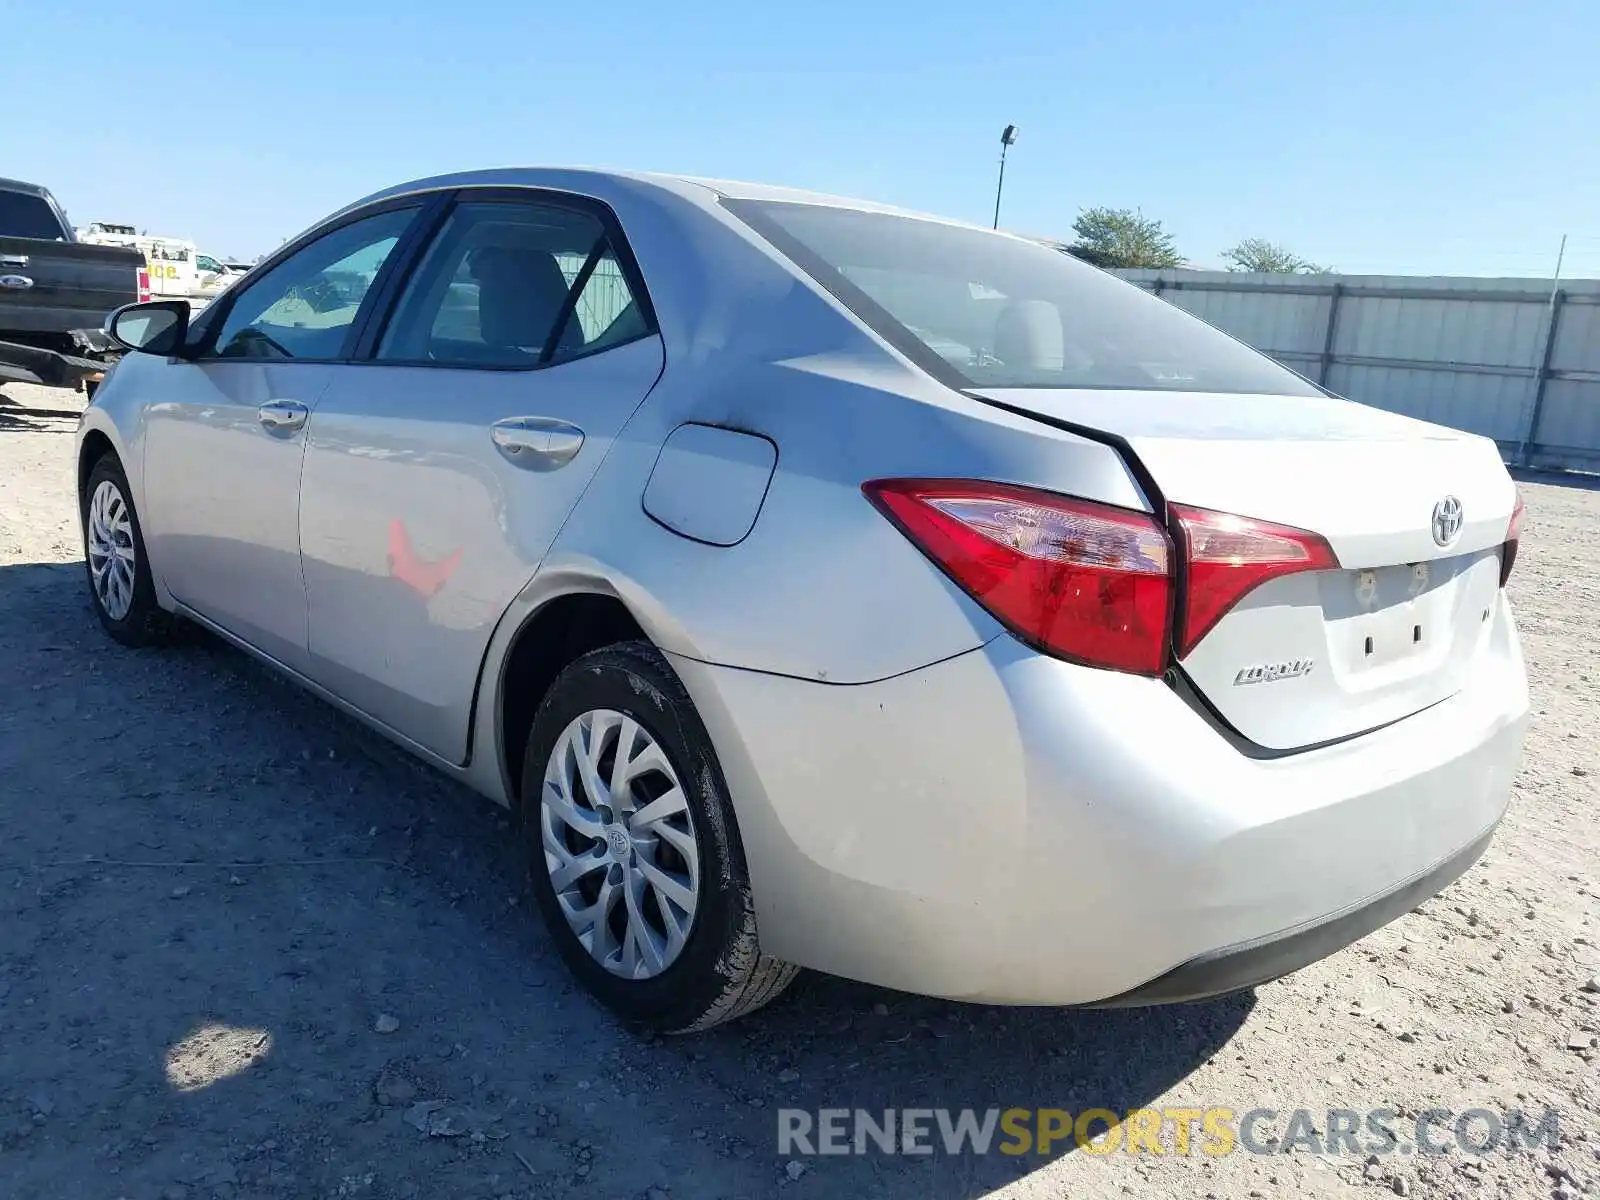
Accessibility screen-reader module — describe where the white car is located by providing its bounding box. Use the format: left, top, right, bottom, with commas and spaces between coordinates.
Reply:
77, 169, 1530, 1030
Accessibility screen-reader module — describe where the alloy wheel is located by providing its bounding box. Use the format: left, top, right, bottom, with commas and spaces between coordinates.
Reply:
539, 708, 701, 979
86, 479, 137, 621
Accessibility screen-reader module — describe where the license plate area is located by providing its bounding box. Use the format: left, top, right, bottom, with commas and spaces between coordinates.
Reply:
1316, 548, 1498, 698
1350, 563, 1443, 669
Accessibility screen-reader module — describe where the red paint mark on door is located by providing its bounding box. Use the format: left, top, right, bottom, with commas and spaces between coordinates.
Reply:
387, 519, 463, 598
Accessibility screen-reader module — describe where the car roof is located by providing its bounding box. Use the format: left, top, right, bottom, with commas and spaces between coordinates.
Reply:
666, 173, 961, 220
352, 167, 995, 236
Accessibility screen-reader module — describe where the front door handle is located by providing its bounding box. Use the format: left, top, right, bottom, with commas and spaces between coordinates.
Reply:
491, 416, 585, 470
258, 399, 308, 433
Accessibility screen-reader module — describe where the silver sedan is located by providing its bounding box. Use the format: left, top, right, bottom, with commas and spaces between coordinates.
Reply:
78, 169, 1530, 1030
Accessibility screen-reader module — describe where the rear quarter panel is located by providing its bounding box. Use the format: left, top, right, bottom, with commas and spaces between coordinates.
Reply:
527, 185, 1152, 684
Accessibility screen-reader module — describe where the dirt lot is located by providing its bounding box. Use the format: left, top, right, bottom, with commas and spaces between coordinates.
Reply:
1, 380, 1596, 1200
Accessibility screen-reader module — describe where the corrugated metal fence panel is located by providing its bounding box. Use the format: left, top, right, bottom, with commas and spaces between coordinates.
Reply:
1324, 361, 1534, 443
1536, 380, 1600, 460
1112, 268, 1600, 473
1338, 294, 1542, 365
1160, 286, 1330, 359
1332, 287, 1545, 442
1554, 296, 1600, 372
1539, 298, 1600, 461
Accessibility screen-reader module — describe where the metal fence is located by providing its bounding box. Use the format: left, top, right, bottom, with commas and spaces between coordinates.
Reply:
556, 254, 632, 340
1112, 269, 1600, 474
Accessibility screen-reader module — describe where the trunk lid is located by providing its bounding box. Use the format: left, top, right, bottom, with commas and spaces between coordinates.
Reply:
973, 387, 1517, 751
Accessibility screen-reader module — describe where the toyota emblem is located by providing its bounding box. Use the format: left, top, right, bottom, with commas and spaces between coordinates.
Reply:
1431, 496, 1464, 547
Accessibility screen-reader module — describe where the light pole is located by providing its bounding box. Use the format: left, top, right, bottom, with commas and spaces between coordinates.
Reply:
992, 124, 1018, 229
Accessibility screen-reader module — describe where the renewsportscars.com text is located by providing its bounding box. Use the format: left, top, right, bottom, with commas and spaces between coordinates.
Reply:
777, 1106, 1562, 1158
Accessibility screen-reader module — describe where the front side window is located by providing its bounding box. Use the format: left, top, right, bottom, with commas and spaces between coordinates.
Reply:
376, 199, 647, 369
725, 199, 1321, 396
209, 207, 417, 360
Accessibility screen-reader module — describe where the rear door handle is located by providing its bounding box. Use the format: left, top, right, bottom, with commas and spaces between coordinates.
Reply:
257, 399, 308, 433
491, 416, 585, 469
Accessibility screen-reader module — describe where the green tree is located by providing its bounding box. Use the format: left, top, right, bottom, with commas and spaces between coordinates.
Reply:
1066, 207, 1183, 269
1222, 238, 1330, 274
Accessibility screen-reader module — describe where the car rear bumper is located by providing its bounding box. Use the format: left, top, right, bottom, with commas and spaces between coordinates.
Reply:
673, 591, 1529, 1006
1086, 825, 1495, 1007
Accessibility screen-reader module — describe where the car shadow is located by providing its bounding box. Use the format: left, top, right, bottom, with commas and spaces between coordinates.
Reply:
0, 558, 1251, 1199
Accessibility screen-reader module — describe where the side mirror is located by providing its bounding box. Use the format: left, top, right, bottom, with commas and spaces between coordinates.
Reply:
106, 300, 190, 356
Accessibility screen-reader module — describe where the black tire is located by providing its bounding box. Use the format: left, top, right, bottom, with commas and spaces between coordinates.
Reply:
80, 453, 170, 647
521, 640, 797, 1032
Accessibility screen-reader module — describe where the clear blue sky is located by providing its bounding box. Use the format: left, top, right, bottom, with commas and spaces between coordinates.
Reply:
7, 0, 1597, 277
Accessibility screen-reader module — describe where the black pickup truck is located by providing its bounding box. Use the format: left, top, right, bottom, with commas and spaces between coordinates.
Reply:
1, 176, 146, 391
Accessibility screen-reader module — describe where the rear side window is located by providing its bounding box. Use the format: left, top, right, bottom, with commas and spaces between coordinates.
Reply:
375, 200, 649, 369
557, 244, 649, 355
0, 190, 68, 240
725, 199, 1321, 397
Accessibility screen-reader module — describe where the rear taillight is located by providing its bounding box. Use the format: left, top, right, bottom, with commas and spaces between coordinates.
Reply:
862, 479, 1173, 675
1500, 491, 1525, 586
866, 481, 1342, 675
136, 268, 151, 303
1170, 505, 1339, 658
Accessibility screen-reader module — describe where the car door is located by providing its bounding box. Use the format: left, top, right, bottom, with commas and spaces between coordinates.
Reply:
297, 191, 665, 762
141, 203, 426, 672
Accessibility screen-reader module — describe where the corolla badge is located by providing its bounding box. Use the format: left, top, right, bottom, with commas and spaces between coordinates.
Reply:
0, 274, 34, 290
1233, 659, 1315, 686
1432, 496, 1464, 547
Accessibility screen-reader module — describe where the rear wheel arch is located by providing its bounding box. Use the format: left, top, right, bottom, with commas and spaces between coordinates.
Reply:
497, 591, 649, 812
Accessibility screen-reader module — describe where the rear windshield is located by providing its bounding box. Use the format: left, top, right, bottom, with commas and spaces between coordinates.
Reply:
725, 199, 1321, 396
0, 190, 69, 240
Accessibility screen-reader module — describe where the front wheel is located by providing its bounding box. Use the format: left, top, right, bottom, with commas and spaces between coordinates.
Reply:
521, 640, 797, 1032
81, 454, 169, 647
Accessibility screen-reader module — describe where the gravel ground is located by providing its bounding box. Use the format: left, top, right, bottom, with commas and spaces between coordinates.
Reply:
1, 380, 1596, 1200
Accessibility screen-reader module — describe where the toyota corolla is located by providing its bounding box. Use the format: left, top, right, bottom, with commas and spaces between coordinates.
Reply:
76, 169, 1530, 1030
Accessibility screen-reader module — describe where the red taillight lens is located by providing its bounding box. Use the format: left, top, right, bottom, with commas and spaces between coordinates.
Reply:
1171, 504, 1339, 659
136, 268, 151, 303
1500, 491, 1525, 587
863, 479, 1173, 676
